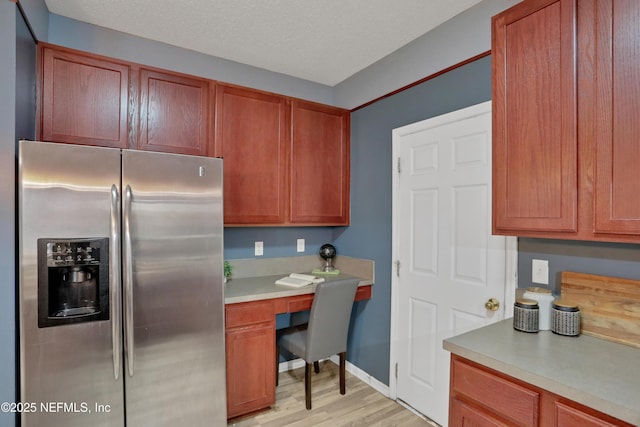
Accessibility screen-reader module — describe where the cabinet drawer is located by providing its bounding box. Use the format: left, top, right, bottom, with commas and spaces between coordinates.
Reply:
555, 401, 629, 427
286, 295, 314, 313
225, 300, 274, 329
452, 358, 539, 427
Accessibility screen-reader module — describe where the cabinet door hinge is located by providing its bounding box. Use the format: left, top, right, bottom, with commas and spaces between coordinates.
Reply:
394, 260, 400, 277
395, 363, 398, 378
397, 157, 401, 173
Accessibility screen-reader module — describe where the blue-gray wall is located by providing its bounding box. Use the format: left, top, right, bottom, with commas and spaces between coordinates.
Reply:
47, 14, 334, 106
223, 228, 333, 260
0, 6, 18, 426
2, 2, 39, 426
335, 56, 495, 384
518, 239, 640, 295
334, 0, 520, 108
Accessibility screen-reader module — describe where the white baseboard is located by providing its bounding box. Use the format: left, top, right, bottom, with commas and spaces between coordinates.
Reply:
278, 356, 390, 398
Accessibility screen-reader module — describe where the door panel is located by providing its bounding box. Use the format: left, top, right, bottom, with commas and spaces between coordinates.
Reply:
393, 103, 509, 426
122, 150, 225, 426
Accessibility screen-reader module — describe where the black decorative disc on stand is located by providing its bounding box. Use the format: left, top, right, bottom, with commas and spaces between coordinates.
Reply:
319, 244, 336, 272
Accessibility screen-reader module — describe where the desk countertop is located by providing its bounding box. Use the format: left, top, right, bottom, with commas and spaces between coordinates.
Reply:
224, 273, 372, 304
443, 319, 640, 425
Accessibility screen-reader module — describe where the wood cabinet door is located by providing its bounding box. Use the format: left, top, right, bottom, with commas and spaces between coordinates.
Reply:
225, 301, 276, 419
138, 68, 211, 155
215, 85, 289, 225
593, 0, 640, 235
290, 100, 350, 225
40, 46, 130, 148
492, 0, 578, 234
225, 322, 275, 418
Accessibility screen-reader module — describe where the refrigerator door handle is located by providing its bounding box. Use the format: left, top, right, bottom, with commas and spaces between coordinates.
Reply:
123, 184, 135, 377
110, 184, 122, 381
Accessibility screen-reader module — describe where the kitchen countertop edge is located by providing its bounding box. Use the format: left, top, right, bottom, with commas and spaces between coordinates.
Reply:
224, 273, 372, 304
443, 320, 640, 426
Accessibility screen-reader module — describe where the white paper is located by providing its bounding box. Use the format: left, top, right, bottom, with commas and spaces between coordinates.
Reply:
275, 273, 325, 287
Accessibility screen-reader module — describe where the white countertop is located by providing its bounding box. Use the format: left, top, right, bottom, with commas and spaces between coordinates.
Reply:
443, 320, 640, 425
224, 273, 372, 304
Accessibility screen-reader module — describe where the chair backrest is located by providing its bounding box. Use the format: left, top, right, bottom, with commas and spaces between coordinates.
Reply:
305, 278, 359, 362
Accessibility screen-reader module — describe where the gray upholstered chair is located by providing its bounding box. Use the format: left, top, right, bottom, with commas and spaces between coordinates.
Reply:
276, 278, 359, 410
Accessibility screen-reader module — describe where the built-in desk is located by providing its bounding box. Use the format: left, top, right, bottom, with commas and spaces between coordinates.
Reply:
224, 273, 372, 419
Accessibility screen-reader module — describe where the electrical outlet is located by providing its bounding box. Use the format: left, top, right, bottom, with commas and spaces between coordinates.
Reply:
296, 239, 305, 253
532, 259, 549, 285
255, 241, 263, 256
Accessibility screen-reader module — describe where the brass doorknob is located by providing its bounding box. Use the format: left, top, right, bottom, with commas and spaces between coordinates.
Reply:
485, 298, 500, 311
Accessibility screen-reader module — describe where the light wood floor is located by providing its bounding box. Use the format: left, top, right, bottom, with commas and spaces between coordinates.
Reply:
228, 361, 440, 427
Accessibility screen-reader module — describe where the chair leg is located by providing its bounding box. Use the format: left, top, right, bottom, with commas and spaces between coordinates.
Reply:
305, 362, 312, 409
276, 345, 279, 387
339, 352, 346, 395
313, 360, 320, 374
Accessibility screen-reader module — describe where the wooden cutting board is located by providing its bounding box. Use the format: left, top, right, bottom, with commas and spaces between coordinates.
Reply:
561, 272, 640, 348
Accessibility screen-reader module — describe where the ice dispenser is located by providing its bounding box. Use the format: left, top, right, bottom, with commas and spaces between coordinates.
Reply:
37, 238, 110, 327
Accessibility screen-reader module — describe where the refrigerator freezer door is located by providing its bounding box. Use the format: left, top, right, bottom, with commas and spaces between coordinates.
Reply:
19, 141, 124, 427
122, 150, 225, 426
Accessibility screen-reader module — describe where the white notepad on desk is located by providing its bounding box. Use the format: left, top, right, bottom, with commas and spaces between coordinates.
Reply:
275, 273, 325, 287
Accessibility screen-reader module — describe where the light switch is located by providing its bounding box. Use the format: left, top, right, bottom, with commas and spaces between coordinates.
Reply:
255, 241, 264, 257
532, 259, 549, 285
297, 239, 305, 253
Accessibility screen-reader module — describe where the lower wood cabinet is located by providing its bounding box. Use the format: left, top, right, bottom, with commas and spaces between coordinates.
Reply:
449, 355, 632, 427
224, 286, 371, 420
225, 300, 275, 419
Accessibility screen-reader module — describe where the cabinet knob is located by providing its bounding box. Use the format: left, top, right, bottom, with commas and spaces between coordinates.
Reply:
485, 298, 500, 311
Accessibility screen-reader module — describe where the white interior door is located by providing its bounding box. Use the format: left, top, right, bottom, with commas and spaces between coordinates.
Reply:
390, 101, 515, 426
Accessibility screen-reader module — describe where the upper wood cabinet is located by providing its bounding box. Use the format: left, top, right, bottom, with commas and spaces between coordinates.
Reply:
492, 0, 578, 234
39, 45, 130, 148
138, 68, 212, 156
218, 93, 351, 227
492, 0, 640, 242
37, 43, 350, 226
215, 84, 289, 225
592, 0, 640, 236
290, 100, 350, 225
38, 43, 213, 156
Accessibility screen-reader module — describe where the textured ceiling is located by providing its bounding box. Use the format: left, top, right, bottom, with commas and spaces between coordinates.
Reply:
44, 0, 484, 86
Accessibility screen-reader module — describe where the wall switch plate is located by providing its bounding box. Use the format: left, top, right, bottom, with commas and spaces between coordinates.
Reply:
532, 259, 549, 285
296, 239, 305, 253
255, 241, 264, 256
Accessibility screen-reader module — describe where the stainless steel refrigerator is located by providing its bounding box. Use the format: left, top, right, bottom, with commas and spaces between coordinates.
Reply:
18, 140, 226, 426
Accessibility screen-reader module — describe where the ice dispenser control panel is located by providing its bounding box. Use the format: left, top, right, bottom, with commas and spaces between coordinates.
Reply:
37, 238, 110, 328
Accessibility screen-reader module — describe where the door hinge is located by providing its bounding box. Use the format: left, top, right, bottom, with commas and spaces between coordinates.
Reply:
394, 260, 400, 277
397, 157, 401, 173
395, 363, 398, 378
